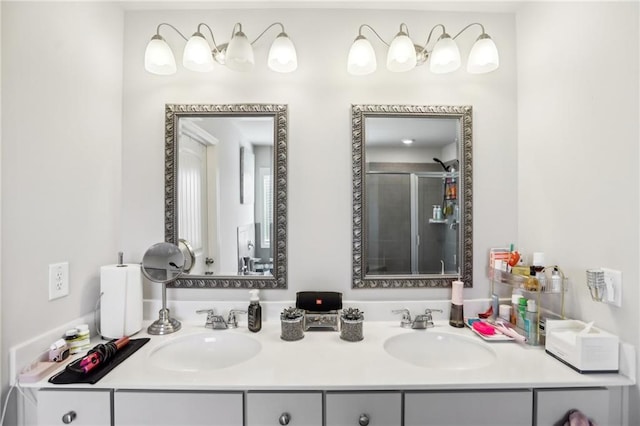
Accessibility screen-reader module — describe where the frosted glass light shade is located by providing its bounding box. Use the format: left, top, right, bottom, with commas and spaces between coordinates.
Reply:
347, 35, 377, 75
268, 33, 297, 73
467, 34, 499, 74
386, 32, 416, 72
429, 34, 461, 74
144, 35, 176, 75
226, 31, 254, 72
183, 33, 214, 72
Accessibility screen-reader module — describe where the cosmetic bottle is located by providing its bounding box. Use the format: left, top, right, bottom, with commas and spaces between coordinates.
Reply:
510, 291, 522, 326
248, 290, 262, 333
550, 268, 562, 293
532, 252, 546, 291
524, 299, 538, 346
449, 280, 464, 328
517, 297, 528, 330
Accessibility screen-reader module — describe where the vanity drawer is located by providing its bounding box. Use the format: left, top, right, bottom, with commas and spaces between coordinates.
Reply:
37, 389, 111, 426
534, 388, 615, 426
113, 390, 243, 426
325, 392, 401, 426
246, 391, 322, 426
405, 390, 532, 426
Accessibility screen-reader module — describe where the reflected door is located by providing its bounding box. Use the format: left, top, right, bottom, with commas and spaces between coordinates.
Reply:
178, 137, 209, 274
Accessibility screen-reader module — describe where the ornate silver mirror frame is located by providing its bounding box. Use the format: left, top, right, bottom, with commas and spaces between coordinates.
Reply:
352, 104, 473, 289
165, 104, 287, 289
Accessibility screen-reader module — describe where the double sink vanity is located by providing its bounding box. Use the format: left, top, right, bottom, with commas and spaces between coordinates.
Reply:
17, 103, 634, 424
27, 312, 633, 426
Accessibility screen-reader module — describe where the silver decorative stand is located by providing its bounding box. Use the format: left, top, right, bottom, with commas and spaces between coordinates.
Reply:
147, 283, 181, 335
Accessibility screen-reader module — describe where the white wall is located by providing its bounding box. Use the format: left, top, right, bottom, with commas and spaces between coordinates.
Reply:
516, 2, 639, 423
0, 1, 124, 419
122, 8, 518, 302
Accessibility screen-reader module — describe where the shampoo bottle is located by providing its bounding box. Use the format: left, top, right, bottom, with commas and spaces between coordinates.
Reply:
248, 290, 262, 333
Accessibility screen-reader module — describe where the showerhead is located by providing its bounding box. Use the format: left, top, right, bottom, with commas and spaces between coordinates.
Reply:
433, 157, 450, 171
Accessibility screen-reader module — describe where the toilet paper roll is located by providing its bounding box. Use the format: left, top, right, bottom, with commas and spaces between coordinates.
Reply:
100, 264, 143, 339
451, 280, 464, 306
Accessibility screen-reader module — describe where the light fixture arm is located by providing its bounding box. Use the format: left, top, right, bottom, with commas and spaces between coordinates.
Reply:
155, 22, 189, 41
357, 24, 391, 47
250, 22, 287, 45
196, 22, 223, 53
451, 22, 486, 40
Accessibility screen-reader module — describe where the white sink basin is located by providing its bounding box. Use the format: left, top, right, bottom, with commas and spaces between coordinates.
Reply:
149, 332, 261, 372
383, 332, 496, 370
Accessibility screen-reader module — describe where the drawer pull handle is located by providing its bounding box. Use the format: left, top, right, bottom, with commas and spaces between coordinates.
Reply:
359, 413, 370, 426
61, 411, 77, 424
279, 412, 291, 425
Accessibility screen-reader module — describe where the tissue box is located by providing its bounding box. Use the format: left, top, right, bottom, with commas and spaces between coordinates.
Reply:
545, 320, 619, 373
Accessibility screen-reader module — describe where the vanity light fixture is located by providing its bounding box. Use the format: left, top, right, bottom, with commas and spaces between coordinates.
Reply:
347, 22, 499, 76
144, 22, 298, 75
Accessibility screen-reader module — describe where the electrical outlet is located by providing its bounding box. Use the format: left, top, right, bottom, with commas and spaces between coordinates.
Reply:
48, 262, 69, 300
601, 267, 622, 307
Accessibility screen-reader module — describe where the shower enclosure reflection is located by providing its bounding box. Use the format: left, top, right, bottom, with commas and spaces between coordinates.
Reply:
366, 169, 459, 275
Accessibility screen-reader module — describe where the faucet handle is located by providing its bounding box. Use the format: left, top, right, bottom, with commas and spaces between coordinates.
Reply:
227, 309, 247, 328
423, 308, 443, 328
196, 309, 216, 325
392, 308, 412, 328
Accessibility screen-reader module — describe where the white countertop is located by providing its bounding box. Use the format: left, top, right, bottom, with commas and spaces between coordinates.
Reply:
29, 320, 634, 391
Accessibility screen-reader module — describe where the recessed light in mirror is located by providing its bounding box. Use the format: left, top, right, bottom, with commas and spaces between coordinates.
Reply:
401, 138, 414, 145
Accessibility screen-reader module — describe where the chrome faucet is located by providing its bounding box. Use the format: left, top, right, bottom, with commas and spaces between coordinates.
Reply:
196, 309, 247, 329
392, 308, 443, 329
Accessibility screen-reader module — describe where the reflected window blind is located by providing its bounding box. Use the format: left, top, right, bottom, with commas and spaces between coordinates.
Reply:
261, 168, 272, 248
178, 154, 203, 250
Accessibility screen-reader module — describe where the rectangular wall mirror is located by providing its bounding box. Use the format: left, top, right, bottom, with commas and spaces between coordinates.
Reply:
164, 104, 288, 289
352, 105, 473, 288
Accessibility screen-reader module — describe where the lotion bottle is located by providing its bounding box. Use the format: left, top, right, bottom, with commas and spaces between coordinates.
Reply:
449, 280, 464, 328
248, 290, 262, 332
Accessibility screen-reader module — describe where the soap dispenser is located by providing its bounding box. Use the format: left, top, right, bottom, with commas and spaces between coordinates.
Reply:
248, 290, 262, 332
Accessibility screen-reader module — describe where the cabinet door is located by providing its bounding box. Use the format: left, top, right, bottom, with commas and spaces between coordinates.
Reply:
114, 390, 243, 426
247, 392, 322, 426
534, 388, 612, 426
405, 390, 532, 426
325, 392, 401, 426
37, 389, 111, 426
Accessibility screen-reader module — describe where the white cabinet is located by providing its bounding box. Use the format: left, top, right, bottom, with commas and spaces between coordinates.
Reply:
405, 390, 533, 426
113, 390, 243, 426
534, 388, 616, 426
246, 392, 322, 426
37, 389, 111, 426
325, 392, 402, 426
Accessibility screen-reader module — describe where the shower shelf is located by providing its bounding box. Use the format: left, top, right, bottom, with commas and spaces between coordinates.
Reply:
428, 219, 449, 224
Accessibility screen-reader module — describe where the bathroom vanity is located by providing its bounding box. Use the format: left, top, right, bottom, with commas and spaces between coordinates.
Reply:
22, 321, 633, 426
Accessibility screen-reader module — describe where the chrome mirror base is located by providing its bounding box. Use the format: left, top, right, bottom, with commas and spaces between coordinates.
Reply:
147, 307, 182, 335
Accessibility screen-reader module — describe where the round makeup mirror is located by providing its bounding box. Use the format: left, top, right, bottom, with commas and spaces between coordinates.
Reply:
142, 242, 185, 335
